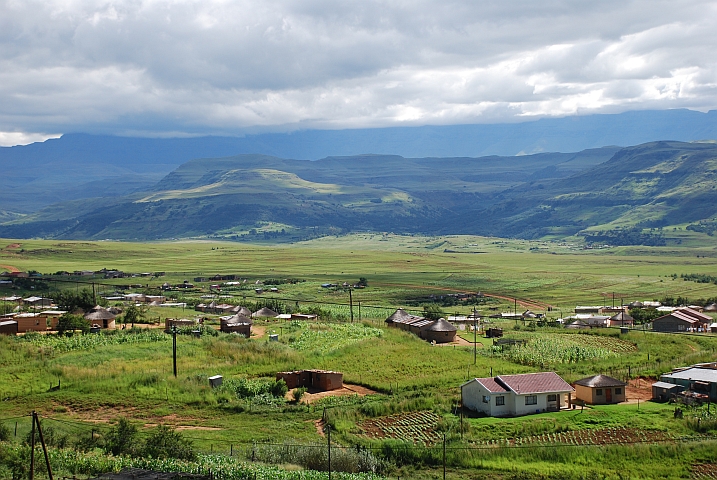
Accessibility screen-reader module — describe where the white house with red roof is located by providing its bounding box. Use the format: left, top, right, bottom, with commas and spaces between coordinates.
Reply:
461, 372, 574, 417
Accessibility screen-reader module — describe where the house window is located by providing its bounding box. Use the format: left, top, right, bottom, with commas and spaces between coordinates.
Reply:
525, 395, 537, 405
547, 394, 557, 402
615, 388, 622, 395
596, 389, 603, 396
482, 395, 490, 403
495, 396, 505, 406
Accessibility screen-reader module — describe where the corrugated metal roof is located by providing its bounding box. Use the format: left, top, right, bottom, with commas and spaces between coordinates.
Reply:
497, 372, 574, 394
662, 367, 717, 383
676, 307, 712, 322
652, 381, 682, 389
474, 377, 509, 393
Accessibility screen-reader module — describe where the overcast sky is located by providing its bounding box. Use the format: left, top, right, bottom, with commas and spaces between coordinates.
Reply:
1, 0, 716, 145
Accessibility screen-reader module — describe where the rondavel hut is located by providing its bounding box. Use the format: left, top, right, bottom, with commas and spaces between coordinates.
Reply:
252, 307, 279, 319
84, 305, 117, 329
220, 314, 252, 337
424, 318, 457, 344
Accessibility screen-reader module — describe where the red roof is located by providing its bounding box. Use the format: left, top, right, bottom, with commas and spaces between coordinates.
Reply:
665, 311, 699, 324
475, 377, 509, 393
676, 307, 712, 322
497, 372, 574, 394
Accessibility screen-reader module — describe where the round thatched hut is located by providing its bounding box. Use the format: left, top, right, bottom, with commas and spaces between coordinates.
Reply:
609, 311, 634, 326
232, 305, 253, 316
84, 305, 117, 329
252, 307, 279, 318
423, 318, 457, 343
221, 314, 253, 337
385, 308, 413, 326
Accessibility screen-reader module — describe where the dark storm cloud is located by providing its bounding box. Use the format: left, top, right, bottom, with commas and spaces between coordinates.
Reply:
0, 0, 715, 144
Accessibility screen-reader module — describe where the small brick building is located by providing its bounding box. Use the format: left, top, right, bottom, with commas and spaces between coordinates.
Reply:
276, 370, 343, 391
573, 374, 627, 404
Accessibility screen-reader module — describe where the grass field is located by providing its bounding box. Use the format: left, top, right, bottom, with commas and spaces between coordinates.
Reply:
2, 233, 717, 479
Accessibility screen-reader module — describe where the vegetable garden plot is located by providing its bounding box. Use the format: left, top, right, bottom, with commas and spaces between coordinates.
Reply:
291, 323, 382, 354
359, 411, 442, 445
495, 334, 637, 366
478, 427, 672, 447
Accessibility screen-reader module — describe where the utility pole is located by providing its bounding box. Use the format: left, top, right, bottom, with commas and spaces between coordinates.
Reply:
30, 411, 53, 480
327, 423, 332, 480
443, 433, 446, 480
30, 411, 35, 480
172, 325, 177, 377
349, 288, 354, 323
473, 307, 477, 365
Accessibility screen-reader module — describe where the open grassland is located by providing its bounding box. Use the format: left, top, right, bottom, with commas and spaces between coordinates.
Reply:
2, 233, 717, 312
2, 234, 717, 478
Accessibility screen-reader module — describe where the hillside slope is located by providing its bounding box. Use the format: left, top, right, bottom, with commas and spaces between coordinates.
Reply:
1, 142, 716, 242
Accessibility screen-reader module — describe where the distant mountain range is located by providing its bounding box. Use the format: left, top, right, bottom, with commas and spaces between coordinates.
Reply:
2, 140, 716, 243
1, 109, 716, 214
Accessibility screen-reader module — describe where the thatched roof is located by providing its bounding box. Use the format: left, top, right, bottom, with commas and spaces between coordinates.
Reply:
426, 318, 457, 332
252, 307, 279, 318
232, 305, 252, 316
522, 310, 537, 318
386, 308, 413, 323
222, 314, 253, 325
610, 311, 634, 322
628, 301, 644, 308
84, 306, 116, 321
704, 303, 717, 312
574, 374, 627, 388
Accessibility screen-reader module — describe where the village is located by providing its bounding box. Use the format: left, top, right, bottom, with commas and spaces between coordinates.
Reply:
2, 267, 717, 419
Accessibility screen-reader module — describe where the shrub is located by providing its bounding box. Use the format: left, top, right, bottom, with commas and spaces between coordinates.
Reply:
104, 418, 139, 457
143, 425, 195, 461
293, 387, 307, 403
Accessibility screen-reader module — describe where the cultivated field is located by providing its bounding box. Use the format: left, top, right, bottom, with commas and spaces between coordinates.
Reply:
2, 234, 717, 479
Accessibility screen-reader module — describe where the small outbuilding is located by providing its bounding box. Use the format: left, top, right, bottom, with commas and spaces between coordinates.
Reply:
0, 320, 18, 335
573, 375, 627, 404
276, 369, 343, 391
424, 318, 457, 343
84, 305, 116, 329
220, 314, 252, 337
651, 381, 685, 402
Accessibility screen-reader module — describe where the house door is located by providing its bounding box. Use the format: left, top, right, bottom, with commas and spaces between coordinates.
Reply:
606, 388, 612, 403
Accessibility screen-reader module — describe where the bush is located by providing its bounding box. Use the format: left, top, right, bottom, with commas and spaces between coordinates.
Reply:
24, 424, 68, 449
143, 425, 195, 461
293, 387, 307, 403
104, 418, 138, 456
0, 423, 10, 441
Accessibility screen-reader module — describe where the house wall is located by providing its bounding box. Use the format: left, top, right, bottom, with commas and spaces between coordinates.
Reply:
0, 321, 18, 335
575, 385, 626, 404
653, 316, 692, 332
424, 330, 456, 343
314, 372, 343, 391
461, 381, 512, 416
15, 315, 48, 332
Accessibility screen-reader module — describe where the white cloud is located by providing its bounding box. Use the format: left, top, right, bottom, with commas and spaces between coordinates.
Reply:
0, 0, 716, 143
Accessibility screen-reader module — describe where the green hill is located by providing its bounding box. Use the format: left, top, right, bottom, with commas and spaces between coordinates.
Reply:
2, 142, 716, 243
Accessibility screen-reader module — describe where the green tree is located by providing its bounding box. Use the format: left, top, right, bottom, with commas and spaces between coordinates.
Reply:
104, 418, 139, 457
122, 304, 146, 325
56, 313, 90, 334
143, 425, 195, 461
358, 277, 368, 287
54, 288, 104, 312
423, 304, 445, 320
